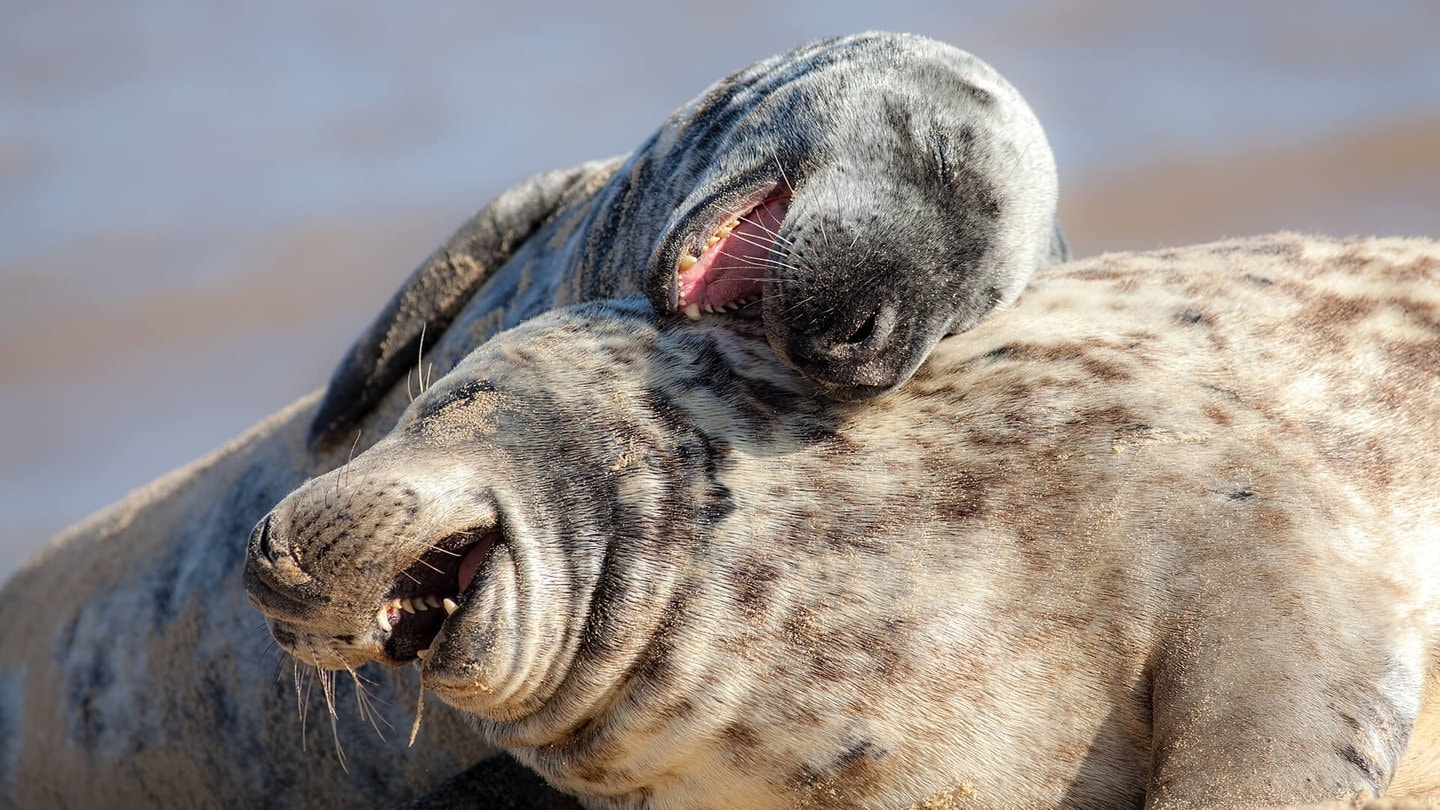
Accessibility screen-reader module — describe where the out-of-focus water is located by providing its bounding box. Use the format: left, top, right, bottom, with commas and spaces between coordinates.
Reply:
2, 1, 1438, 578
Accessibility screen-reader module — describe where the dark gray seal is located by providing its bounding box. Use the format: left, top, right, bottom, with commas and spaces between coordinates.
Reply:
307, 31, 1065, 446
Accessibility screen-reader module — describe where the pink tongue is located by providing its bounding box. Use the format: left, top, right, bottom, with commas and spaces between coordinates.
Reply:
686, 194, 789, 307
456, 533, 497, 593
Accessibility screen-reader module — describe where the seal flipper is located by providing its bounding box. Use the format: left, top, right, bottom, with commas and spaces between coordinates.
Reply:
308, 158, 622, 449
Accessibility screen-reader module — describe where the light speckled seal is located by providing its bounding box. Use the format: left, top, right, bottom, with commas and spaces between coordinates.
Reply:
249, 234, 1440, 808
307, 30, 1065, 446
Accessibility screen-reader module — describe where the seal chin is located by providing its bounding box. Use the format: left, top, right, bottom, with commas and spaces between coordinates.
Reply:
672, 189, 789, 320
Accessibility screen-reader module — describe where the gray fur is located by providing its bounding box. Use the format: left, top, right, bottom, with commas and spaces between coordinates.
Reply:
250, 234, 1440, 808
309, 31, 1064, 447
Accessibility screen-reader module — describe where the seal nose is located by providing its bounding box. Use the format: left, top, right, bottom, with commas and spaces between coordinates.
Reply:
244, 510, 323, 617
784, 303, 900, 388
245, 512, 313, 591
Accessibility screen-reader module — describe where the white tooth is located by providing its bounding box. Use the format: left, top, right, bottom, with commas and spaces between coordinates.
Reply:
401, 598, 416, 614
678, 254, 697, 271
416, 647, 430, 660
376, 606, 393, 633
702, 303, 714, 313
443, 598, 459, 616
684, 302, 701, 321
415, 600, 430, 612
726, 302, 740, 311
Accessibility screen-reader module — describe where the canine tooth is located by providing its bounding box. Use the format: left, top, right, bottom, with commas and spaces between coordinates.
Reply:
684, 302, 701, 321
443, 598, 459, 616
678, 254, 697, 271
376, 606, 393, 633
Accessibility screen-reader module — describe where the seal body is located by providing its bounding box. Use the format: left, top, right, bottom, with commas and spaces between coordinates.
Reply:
308, 31, 1065, 445
248, 234, 1440, 808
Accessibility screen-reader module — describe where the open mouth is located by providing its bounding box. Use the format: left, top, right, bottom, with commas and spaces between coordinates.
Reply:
674, 190, 790, 320
372, 528, 497, 663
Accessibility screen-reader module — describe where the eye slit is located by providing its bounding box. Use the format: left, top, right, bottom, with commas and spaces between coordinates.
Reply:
932, 130, 953, 178
416, 378, 499, 422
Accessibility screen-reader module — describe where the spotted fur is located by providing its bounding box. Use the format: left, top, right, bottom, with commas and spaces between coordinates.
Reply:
308, 31, 1065, 446
249, 234, 1440, 808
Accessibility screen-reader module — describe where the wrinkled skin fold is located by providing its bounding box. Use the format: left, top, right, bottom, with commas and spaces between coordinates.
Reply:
250, 235, 1440, 808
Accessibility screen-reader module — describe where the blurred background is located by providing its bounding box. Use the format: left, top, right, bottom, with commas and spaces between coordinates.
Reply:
2, 1, 1438, 578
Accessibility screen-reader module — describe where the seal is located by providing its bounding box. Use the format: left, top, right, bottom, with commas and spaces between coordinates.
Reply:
247, 234, 1440, 808
307, 30, 1066, 446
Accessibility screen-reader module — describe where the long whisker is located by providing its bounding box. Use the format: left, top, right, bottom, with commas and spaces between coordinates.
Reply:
734, 212, 795, 247
409, 662, 428, 747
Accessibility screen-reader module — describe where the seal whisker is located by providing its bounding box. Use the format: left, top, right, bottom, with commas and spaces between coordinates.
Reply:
769, 146, 798, 200
409, 667, 427, 748
724, 228, 794, 255
343, 662, 391, 741
732, 212, 794, 247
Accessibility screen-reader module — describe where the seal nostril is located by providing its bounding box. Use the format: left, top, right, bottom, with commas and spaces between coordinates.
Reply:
844, 310, 880, 346
253, 514, 281, 563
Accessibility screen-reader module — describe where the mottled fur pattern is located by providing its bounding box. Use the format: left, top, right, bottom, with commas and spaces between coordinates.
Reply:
309, 31, 1064, 445
249, 234, 1440, 808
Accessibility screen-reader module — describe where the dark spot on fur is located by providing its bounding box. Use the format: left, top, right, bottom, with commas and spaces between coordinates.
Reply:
935, 469, 990, 520
791, 738, 887, 800
1202, 403, 1235, 426
1242, 273, 1274, 286
1226, 487, 1255, 502
1202, 384, 1242, 403
1178, 308, 1208, 326
1078, 354, 1133, 383
979, 344, 1016, 363
730, 560, 782, 618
